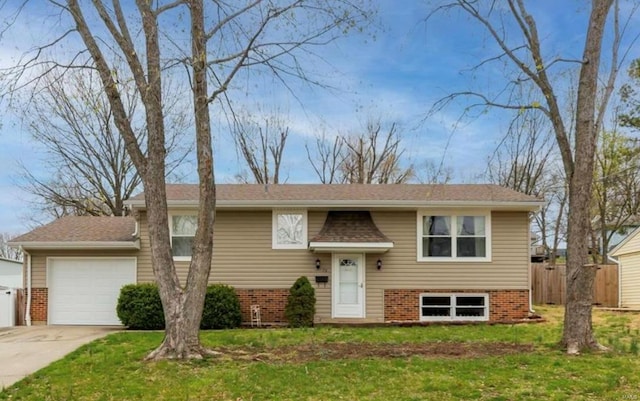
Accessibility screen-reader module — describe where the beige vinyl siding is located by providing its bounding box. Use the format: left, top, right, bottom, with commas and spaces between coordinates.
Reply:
28, 249, 139, 288
619, 253, 640, 307
137, 209, 325, 286
367, 211, 529, 288
363, 211, 530, 320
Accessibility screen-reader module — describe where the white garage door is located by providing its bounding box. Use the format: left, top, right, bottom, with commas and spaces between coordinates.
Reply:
48, 258, 136, 325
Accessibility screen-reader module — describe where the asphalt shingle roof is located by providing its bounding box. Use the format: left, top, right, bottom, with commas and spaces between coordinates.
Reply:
310, 211, 392, 243
10, 216, 136, 243
130, 183, 541, 203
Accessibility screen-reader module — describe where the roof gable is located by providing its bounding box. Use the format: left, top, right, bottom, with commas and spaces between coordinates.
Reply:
611, 225, 640, 257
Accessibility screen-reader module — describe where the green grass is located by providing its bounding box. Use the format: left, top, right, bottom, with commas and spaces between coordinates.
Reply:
3, 306, 640, 400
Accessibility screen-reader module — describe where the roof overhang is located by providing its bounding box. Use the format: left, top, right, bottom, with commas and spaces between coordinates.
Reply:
8, 240, 141, 251
126, 199, 545, 212
308, 241, 394, 253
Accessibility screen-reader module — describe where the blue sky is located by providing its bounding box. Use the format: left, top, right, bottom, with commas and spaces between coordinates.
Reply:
1, 1, 638, 235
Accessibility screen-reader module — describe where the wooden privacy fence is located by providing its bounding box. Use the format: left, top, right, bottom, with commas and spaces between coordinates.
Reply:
531, 263, 618, 307
16, 288, 25, 326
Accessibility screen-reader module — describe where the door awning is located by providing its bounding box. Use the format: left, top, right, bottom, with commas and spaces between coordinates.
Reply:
309, 211, 393, 253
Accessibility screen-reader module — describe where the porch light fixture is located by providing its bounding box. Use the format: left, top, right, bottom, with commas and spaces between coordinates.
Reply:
377, 259, 382, 270
315, 258, 321, 270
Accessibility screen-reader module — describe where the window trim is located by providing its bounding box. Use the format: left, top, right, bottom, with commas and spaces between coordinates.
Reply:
169, 213, 197, 261
419, 293, 489, 322
416, 211, 491, 262
272, 209, 308, 250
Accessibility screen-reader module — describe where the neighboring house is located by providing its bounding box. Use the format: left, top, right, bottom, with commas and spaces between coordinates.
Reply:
9, 184, 543, 326
610, 226, 640, 308
0, 257, 22, 288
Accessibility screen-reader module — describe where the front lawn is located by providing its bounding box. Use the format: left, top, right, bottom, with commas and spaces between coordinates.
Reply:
3, 306, 640, 400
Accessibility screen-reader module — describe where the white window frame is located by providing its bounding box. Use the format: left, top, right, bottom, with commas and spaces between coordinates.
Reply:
419, 293, 489, 322
169, 213, 198, 261
272, 209, 308, 250
417, 211, 491, 262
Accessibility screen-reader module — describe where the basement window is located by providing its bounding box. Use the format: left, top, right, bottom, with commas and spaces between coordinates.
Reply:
419, 293, 489, 322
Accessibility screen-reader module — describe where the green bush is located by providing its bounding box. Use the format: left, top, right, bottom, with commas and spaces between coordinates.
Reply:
201, 284, 243, 329
116, 283, 165, 330
285, 276, 316, 327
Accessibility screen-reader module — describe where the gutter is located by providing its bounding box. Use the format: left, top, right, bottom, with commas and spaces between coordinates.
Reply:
125, 199, 545, 212
8, 240, 141, 250
23, 247, 32, 326
607, 255, 621, 308
528, 218, 535, 314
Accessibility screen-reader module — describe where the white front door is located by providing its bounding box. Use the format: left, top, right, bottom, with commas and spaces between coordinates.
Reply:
332, 254, 365, 318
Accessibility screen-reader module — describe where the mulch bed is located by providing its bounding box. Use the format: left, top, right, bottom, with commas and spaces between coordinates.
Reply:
213, 342, 534, 363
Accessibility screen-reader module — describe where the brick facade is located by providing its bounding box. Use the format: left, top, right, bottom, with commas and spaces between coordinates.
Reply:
28, 287, 48, 324
384, 289, 529, 323
236, 289, 289, 324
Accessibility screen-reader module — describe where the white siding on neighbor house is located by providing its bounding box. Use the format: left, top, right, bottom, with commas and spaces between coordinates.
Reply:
619, 252, 640, 308
0, 259, 22, 288
613, 227, 640, 257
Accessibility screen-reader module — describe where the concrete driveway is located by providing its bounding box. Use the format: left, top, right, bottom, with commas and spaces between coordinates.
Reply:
0, 325, 119, 389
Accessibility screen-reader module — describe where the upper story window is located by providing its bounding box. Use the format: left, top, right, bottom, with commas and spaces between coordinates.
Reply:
417, 212, 491, 262
272, 210, 307, 249
171, 214, 197, 260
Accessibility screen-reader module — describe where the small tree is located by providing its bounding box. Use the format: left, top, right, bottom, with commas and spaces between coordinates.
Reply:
285, 276, 316, 328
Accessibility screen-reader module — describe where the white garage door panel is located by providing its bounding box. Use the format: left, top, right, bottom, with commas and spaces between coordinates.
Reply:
49, 258, 136, 325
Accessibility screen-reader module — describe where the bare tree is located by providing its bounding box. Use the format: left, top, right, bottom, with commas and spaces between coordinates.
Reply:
307, 120, 413, 184
341, 121, 413, 183
19, 68, 191, 218
20, 0, 375, 360
486, 110, 566, 259
306, 132, 345, 184
591, 130, 640, 262
430, 0, 628, 353
415, 160, 452, 184
232, 110, 289, 184
0, 233, 22, 261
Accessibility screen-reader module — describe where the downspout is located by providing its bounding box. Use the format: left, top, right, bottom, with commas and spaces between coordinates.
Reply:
528, 216, 535, 314
528, 252, 535, 314
23, 247, 32, 326
607, 255, 621, 308
132, 220, 139, 238
129, 205, 139, 238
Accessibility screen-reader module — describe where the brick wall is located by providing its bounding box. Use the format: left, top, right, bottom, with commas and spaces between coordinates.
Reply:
236, 289, 289, 324
384, 289, 529, 323
28, 287, 48, 324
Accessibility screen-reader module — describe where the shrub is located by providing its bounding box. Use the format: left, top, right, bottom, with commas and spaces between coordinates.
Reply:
201, 284, 242, 329
285, 276, 316, 327
116, 283, 165, 330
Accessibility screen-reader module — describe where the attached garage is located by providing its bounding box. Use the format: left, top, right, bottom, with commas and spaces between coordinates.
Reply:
48, 257, 136, 325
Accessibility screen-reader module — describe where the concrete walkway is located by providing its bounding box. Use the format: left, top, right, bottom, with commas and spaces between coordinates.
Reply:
0, 325, 119, 389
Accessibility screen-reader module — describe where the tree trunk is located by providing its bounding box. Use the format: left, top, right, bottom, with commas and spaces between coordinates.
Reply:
562, 0, 613, 354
